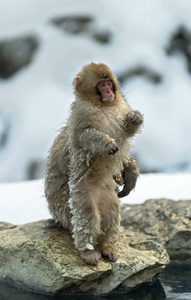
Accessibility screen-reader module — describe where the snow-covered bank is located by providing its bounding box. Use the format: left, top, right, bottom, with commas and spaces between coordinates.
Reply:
0, 173, 190, 225
0, 179, 50, 225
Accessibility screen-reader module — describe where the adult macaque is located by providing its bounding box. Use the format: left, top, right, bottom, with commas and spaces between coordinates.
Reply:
45, 63, 143, 266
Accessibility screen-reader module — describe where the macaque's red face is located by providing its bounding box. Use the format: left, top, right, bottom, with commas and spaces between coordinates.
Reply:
96, 79, 115, 103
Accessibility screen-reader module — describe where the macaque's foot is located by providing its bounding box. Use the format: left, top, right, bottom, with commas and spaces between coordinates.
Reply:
106, 140, 119, 155
80, 249, 102, 266
118, 185, 131, 198
128, 111, 143, 126
100, 248, 117, 262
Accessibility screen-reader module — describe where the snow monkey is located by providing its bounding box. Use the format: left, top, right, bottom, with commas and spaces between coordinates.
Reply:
45, 63, 144, 266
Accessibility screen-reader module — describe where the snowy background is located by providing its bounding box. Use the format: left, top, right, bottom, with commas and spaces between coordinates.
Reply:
1, 173, 191, 225
0, 0, 191, 224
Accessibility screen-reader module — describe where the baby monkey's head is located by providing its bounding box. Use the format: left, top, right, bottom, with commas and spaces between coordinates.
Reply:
74, 62, 120, 106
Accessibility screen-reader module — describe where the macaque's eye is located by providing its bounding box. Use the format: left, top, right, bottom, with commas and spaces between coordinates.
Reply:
107, 80, 113, 86
97, 81, 105, 88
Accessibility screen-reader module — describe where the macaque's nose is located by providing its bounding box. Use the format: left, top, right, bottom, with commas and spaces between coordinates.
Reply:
107, 88, 112, 94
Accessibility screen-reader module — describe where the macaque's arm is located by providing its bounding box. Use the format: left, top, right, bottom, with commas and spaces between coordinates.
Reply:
116, 156, 139, 198
124, 110, 144, 137
77, 127, 118, 155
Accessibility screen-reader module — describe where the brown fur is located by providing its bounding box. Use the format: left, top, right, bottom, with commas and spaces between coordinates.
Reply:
45, 62, 143, 265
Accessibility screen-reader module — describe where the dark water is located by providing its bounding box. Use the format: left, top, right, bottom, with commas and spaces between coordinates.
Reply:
0, 261, 191, 300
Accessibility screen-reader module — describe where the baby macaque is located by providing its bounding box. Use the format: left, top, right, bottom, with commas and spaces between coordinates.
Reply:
45, 63, 143, 266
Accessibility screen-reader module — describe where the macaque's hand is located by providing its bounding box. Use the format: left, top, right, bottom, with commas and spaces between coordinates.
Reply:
127, 110, 143, 126
106, 139, 119, 155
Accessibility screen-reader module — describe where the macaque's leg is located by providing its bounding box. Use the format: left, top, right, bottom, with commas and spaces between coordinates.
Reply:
96, 187, 120, 262
69, 180, 102, 265
118, 157, 139, 198
46, 180, 71, 228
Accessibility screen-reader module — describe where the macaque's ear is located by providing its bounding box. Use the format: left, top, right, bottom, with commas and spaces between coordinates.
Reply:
75, 76, 82, 92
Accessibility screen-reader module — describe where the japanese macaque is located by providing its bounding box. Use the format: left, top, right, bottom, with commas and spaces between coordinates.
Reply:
45, 63, 143, 266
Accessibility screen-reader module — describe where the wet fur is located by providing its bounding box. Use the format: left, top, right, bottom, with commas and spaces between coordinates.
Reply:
45, 63, 143, 265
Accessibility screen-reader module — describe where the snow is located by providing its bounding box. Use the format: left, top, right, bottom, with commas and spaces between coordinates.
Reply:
0, 179, 49, 225
0, 173, 190, 225
0, 1, 191, 181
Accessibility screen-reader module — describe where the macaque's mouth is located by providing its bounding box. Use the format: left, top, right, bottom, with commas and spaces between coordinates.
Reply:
102, 95, 115, 102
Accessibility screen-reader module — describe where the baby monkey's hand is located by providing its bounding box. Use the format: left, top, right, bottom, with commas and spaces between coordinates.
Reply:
127, 110, 143, 126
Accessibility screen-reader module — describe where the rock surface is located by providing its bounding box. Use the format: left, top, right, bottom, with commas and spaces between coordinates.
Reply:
121, 199, 191, 260
0, 220, 169, 295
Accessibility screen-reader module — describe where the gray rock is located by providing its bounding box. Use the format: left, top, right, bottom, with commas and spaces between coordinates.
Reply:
0, 220, 169, 295
50, 15, 112, 44
121, 199, 191, 260
51, 16, 92, 34
0, 36, 38, 79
